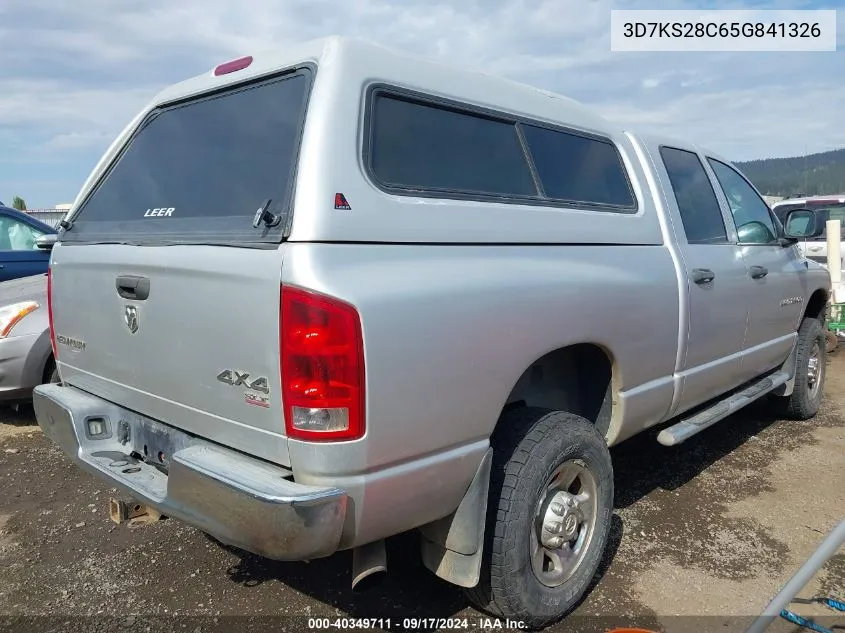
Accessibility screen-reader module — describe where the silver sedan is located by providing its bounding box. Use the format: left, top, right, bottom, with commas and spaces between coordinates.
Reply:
0, 273, 56, 404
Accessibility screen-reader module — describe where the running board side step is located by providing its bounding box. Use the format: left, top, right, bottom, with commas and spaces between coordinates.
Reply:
657, 371, 790, 447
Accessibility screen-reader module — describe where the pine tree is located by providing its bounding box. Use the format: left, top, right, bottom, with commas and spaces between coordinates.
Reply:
737, 149, 845, 197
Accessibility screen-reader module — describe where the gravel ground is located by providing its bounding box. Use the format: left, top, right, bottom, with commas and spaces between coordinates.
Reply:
0, 354, 843, 633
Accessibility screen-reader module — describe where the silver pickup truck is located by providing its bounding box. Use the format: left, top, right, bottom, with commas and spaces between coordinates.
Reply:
33, 37, 830, 629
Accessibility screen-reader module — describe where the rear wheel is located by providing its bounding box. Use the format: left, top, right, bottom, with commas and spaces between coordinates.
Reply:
775, 317, 826, 420
44, 359, 60, 385
465, 407, 614, 629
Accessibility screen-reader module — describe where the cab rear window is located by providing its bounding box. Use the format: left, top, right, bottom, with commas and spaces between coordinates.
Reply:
61, 69, 312, 244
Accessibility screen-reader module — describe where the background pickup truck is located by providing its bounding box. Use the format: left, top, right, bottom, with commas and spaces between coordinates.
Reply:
33, 37, 831, 630
772, 195, 845, 278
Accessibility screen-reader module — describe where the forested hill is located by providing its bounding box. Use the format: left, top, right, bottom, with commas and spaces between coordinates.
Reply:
737, 149, 845, 198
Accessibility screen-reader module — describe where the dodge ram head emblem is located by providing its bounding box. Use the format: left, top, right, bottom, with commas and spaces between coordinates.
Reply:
124, 305, 139, 334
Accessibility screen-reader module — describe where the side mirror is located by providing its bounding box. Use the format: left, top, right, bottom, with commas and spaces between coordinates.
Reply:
783, 209, 824, 239
35, 234, 58, 251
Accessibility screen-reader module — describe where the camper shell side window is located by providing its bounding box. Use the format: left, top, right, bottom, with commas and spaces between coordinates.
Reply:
363, 86, 637, 213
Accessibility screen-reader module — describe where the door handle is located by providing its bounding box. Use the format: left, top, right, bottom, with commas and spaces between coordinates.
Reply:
116, 275, 150, 301
749, 265, 769, 279
692, 268, 715, 284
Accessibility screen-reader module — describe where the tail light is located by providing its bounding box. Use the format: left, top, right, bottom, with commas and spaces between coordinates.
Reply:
280, 286, 365, 441
47, 268, 57, 359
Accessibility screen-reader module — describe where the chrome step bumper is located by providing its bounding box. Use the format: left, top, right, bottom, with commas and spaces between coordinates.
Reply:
33, 383, 347, 561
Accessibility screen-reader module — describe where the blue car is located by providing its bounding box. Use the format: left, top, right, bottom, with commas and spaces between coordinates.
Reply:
0, 206, 57, 282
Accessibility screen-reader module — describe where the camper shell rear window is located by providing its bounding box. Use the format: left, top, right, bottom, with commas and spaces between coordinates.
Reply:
61, 66, 313, 245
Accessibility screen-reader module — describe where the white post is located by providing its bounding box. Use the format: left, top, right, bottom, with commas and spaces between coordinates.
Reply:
826, 219, 843, 303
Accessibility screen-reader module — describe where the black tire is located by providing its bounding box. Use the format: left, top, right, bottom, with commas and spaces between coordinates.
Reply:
44, 360, 60, 385
775, 317, 826, 420
464, 407, 614, 630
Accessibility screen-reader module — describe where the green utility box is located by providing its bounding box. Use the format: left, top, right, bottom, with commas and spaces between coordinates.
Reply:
828, 302, 845, 333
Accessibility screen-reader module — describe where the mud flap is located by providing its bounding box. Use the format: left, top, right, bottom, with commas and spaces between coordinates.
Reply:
772, 336, 800, 398
419, 448, 492, 588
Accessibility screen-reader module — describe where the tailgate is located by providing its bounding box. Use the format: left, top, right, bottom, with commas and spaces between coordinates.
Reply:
51, 244, 289, 466
49, 65, 316, 467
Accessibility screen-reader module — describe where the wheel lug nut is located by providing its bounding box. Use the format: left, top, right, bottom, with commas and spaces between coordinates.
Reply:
551, 502, 565, 515
546, 536, 564, 548
545, 521, 563, 534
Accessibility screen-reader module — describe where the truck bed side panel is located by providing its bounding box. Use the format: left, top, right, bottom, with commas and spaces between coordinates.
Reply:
282, 242, 678, 545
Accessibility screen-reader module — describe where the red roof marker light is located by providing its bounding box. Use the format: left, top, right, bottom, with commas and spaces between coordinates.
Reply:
214, 55, 253, 76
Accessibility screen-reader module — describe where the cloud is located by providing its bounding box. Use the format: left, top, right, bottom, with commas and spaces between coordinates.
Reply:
598, 84, 845, 160
42, 131, 115, 151
0, 0, 842, 205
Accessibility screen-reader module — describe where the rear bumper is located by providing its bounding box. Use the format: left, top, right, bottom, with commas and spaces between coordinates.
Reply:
32, 383, 347, 561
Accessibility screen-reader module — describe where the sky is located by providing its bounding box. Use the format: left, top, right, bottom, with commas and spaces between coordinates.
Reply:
1, 0, 844, 209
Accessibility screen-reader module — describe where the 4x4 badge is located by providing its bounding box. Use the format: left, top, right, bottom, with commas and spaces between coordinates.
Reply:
216, 369, 270, 395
